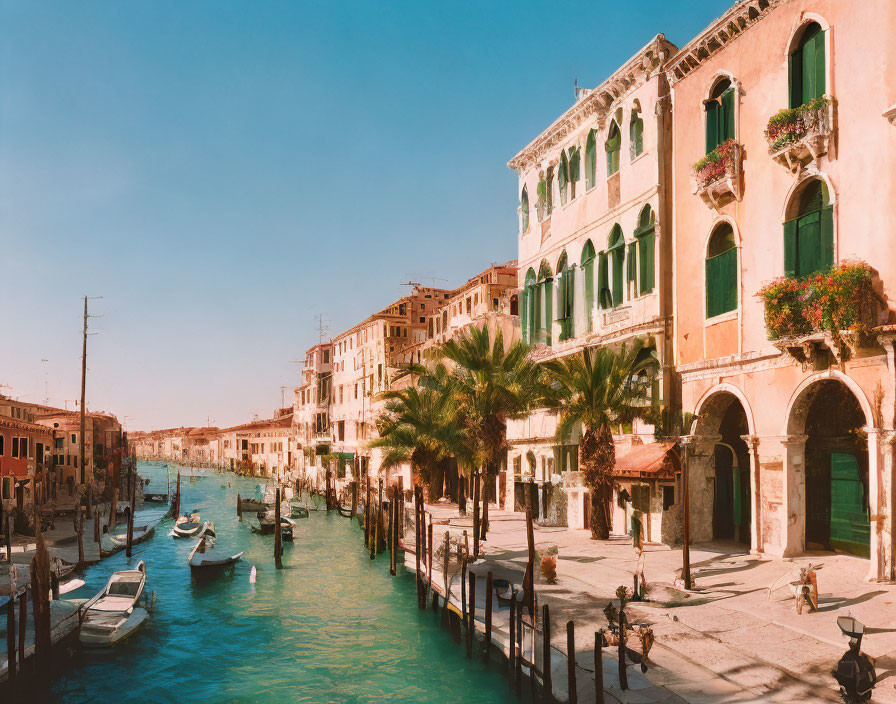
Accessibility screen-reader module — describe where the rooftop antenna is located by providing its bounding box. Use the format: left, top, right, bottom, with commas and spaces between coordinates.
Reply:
41, 358, 49, 404
407, 273, 448, 288
315, 313, 330, 345
279, 386, 289, 409
79, 295, 103, 485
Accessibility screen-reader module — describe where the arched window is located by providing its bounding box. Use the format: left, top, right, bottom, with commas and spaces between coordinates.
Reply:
567, 146, 580, 201
520, 186, 529, 233
536, 178, 546, 221
705, 222, 738, 318
635, 205, 655, 295
537, 260, 553, 346
606, 121, 621, 176
581, 240, 596, 332
784, 179, 833, 278
556, 251, 575, 341
559, 152, 570, 206
522, 268, 536, 343
790, 22, 825, 109
585, 130, 597, 189
630, 102, 644, 160
607, 225, 625, 308
705, 78, 735, 154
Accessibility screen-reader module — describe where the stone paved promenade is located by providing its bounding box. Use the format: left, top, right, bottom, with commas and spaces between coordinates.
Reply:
409, 502, 896, 704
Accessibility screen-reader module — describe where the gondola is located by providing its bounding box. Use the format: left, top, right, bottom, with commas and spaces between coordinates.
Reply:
189, 523, 243, 580
250, 515, 295, 541
107, 524, 156, 549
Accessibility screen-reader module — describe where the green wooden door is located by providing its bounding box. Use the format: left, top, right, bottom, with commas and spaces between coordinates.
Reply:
829, 453, 870, 557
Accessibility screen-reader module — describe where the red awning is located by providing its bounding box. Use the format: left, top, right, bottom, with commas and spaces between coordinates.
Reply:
614, 441, 679, 479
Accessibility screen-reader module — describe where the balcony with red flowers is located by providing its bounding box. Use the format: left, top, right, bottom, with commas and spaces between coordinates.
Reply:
765, 96, 835, 173
691, 139, 742, 210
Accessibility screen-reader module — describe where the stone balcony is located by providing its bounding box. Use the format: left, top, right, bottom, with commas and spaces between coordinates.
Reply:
765, 96, 835, 173
691, 139, 742, 210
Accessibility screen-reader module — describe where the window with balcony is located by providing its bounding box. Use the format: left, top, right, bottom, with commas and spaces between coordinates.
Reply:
784, 179, 833, 279
790, 22, 825, 109
705, 78, 735, 153
581, 240, 595, 332
585, 130, 597, 189
705, 222, 738, 319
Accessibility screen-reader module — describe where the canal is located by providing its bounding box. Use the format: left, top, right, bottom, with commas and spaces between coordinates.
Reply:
38, 462, 516, 703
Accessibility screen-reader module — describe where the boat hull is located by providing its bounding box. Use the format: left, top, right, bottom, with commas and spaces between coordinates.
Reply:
80, 608, 149, 647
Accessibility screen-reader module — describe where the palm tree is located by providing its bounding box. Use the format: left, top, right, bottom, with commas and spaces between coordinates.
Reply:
439, 324, 548, 539
369, 383, 470, 499
544, 341, 654, 540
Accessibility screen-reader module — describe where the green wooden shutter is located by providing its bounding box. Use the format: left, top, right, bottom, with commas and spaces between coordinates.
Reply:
533, 283, 542, 341
783, 219, 797, 277
553, 446, 563, 473
802, 32, 817, 105
821, 204, 834, 270
520, 289, 528, 341
814, 31, 826, 98
789, 51, 801, 109
598, 253, 610, 309
566, 266, 575, 324
706, 101, 720, 153
638, 229, 655, 294
557, 270, 566, 321
521, 190, 529, 231
797, 210, 822, 277
627, 242, 637, 284
544, 279, 553, 345
586, 132, 596, 189
583, 259, 594, 331
611, 246, 624, 306
722, 89, 735, 142
721, 248, 738, 313
568, 446, 579, 473
705, 256, 716, 318
558, 159, 568, 205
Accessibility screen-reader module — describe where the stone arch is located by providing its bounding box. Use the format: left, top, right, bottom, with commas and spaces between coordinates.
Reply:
693, 383, 756, 436
784, 370, 874, 436
785, 13, 832, 57
781, 172, 836, 222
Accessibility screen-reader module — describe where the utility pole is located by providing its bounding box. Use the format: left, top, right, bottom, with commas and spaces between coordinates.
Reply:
79, 296, 102, 487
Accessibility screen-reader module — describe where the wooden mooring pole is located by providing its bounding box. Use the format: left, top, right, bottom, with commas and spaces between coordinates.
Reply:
594, 631, 604, 704
514, 595, 522, 696
466, 570, 475, 659
237, 493, 243, 521
508, 596, 515, 689
18, 589, 26, 668
618, 609, 628, 691
31, 531, 51, 672
6, 596, 15, 682
93, 505, 100, 542
364, 479, 371, 548
472, 469, 480, 559
414, 490, 423, 608
484, 571, 493, 662
567, 621, 577, 704
542, 603, 552, 703
77, 507, 85, 567
126, 463, 136, 558
274, 488, 283, 569
427, 519, 433, 599
389, 486, 397, 576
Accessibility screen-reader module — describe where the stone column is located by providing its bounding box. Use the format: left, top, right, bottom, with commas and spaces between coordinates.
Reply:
865, 427, 883, 582
781, 435, 807, 557
741, 434, 762, 555
882, 432, 896, 582
681, 435, 718, 544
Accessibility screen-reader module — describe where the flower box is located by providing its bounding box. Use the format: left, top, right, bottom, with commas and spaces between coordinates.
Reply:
757, 262, 879, 363
691, 139, 742, 209
765, 96, 835, 172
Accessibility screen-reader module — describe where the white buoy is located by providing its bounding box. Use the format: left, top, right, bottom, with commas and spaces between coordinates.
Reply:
249, 565, 257, 584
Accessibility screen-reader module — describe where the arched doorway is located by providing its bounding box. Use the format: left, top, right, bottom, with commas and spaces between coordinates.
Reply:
692, 388, 754, 546
791, 380, 869, 557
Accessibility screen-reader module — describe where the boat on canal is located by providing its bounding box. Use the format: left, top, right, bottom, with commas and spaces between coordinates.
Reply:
79, 561, 149, 647
104, 525, 156, 555
189, 523, 243, 579
291, 502, 309, 519
171, 510, 203, 538
250, 514, 295, 541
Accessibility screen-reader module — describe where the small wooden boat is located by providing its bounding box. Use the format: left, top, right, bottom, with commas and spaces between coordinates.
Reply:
239, 496, 266, 512
171, 511, 203, 538
79, 561, 149, 647
291, 503, 309, 519
144, 492, 169, 503
251, 515, 295, 541
189, 524, 243, 580
49, 556, 77, 581
108, 524, 155, 548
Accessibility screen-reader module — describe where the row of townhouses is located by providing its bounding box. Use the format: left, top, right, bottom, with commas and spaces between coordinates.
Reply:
136, 0, 896, 581
508, 0, 896, 582
0, 395, 128, 515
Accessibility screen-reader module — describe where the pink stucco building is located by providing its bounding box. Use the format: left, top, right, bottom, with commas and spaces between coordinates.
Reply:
668, 0, 896, 580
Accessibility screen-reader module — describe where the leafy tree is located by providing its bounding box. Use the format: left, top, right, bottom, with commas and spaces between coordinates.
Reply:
544, 341, 654, 539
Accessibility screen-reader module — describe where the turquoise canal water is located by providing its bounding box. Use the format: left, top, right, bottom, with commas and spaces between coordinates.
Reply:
39, 462, 515, 703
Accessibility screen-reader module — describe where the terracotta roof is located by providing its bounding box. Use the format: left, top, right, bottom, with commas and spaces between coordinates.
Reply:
614, 441, 679, 479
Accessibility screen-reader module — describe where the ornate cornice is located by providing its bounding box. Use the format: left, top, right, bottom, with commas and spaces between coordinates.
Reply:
508, 34, 677, 174
665, 0, 786, 86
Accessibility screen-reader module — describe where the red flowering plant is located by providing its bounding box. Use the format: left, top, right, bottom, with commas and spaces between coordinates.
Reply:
765, 96, 831, 154
757, 261, 878, 340
692, 139, 737, 190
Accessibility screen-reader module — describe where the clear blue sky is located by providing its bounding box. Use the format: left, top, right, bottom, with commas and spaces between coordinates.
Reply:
0, 0, 731, 430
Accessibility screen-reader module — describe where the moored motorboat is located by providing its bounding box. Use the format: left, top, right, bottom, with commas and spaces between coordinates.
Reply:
189, 523, 243, 580
79, 561, 149, 647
